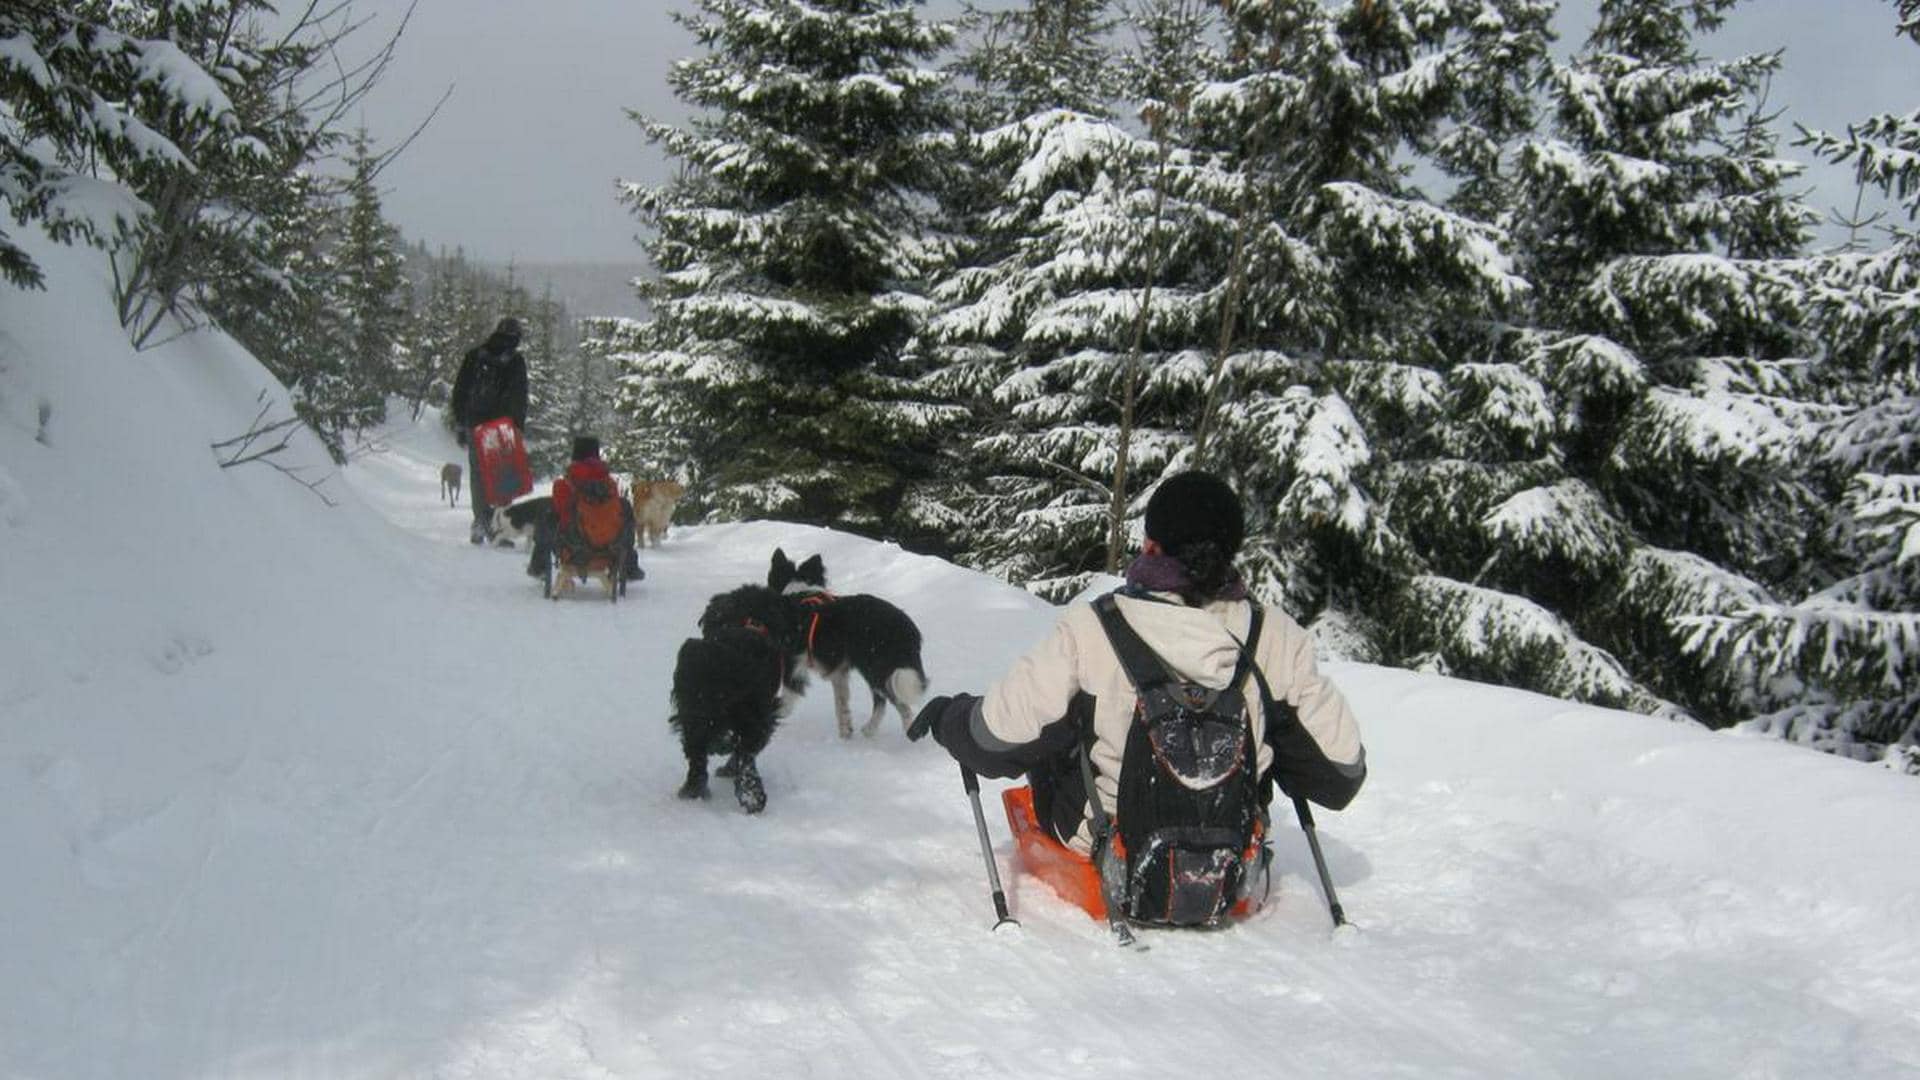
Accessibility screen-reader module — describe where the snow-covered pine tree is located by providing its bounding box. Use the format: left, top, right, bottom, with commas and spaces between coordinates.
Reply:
205, 168, 361, 460
947, 0, 1117, 125
598, 0, 965, 546
1177, 1, 1564, 691
520, 283, 584, 475
0, 3, 193, 289
921, 0, 1262, 596
1681, 10, 1920, 766
398, 246, 521, 432
335, 129, 409, 426
556, 313, 621, 460
70, 2, 360, 346
1430, 0, 1559, 224
398, 252, 468, 420
1495, 0, 1826, 721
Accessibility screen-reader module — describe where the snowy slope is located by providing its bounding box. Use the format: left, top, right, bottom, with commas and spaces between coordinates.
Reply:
4, 235, 1920, 1079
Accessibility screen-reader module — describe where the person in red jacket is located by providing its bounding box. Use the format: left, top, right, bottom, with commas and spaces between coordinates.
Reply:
552, 436, 614, 528
527, 436, 630, 579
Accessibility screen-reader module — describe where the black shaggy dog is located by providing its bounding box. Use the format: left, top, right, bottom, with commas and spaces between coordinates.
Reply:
669, 585, 808, 813
767, 548, 929, 739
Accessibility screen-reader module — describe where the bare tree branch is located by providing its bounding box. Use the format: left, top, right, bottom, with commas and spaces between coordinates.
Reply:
210, 391, 338, 505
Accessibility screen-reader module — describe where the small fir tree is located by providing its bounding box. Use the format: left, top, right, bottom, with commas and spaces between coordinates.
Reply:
922, 0, 1222, 596
335, 129, 409, 423
1186, 0, 1546, 668
598, 0, 965, 545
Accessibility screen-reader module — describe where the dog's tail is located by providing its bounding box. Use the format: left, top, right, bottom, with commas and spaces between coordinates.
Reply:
886, 666, 927, 712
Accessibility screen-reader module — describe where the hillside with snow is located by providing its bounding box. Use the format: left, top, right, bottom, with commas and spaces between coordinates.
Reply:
4, 235, 1920, 1078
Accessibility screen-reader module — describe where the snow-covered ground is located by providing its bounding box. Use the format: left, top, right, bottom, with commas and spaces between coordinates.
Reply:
5, 235, 1920, 1079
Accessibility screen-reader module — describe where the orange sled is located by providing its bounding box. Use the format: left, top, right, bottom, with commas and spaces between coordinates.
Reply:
1000, 785, 1264, 922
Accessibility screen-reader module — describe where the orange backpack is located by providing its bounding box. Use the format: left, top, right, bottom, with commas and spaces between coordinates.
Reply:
572, 477, 626, 549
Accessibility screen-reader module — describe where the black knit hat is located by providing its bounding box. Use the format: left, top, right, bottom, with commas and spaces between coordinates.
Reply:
570, 435, 601, 461
494, 317, 523, 341
1144, 471, 1243, 556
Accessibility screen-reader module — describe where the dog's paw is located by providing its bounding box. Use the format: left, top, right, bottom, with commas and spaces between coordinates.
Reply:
733, 761, 766, 814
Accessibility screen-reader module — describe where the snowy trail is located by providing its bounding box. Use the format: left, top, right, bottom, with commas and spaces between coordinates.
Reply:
4, 238, 1919, 1080
329, 427, 1920, 1079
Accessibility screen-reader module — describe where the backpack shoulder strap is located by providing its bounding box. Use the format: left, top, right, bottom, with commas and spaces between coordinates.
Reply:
1234, 604, 1301, 737
1091, 593, 1174, 693
1095, 593, 1264, 696
1234, 604, 1265, 693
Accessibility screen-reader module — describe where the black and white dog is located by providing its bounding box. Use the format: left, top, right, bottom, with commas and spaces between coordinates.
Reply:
670, 584, 809, 813
489, 495, 551, 547
767, 548, 929, 739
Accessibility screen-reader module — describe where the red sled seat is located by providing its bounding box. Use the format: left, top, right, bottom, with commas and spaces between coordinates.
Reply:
471, 417, 533, 506
1000, 784, 1264, 923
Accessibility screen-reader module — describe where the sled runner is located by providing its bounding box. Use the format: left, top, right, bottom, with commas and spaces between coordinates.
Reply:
1001, 784, 1267, 923
471, 417, 533, 507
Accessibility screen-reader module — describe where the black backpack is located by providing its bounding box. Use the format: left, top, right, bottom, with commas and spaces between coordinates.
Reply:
1085, 593, 1269, 927
462, 349, 514, 423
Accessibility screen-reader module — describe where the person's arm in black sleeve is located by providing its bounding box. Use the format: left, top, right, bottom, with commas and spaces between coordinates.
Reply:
912, 693, 1081, 778
507, 355, 529, 431
450, 350, 478, 429
1253, 620, 1366, 811
911, 613, 1088, 775
1264, 697, 1366, 810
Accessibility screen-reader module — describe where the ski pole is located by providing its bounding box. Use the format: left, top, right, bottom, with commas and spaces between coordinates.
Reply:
960, 765, 1019, 931
1291, 796, 1346, 928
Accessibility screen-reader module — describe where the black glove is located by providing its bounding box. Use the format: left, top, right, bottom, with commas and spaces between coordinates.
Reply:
918, 693, 981, 754
455, 427, 468, 448
907, 696, 950, 742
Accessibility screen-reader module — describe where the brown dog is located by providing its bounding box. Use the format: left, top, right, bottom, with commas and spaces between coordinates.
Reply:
630, 479, 686, 548
440, 462, 463, 506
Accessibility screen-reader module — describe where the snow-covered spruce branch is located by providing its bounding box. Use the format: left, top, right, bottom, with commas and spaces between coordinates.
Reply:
1740, 695, 1920, 767
1795, 110, 1920, 218
1681, 601, 1920, 688
1405, 575, 1670, 715
1480, 480, 1631, 569
98, 2, 420, 348
1619, 546, 1775, 625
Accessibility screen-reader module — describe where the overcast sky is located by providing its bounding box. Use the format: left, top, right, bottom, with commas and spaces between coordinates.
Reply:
339, 0, 1916, 266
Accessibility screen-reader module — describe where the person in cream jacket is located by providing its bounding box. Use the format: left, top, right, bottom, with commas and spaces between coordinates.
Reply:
915, 472, 1366, 854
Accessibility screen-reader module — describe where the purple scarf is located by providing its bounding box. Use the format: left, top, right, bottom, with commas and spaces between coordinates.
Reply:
1123, 553, 1248, 602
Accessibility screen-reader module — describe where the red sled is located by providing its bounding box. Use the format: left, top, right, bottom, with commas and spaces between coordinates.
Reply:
471, 418, 533, 506
1000, 785, 1263, 922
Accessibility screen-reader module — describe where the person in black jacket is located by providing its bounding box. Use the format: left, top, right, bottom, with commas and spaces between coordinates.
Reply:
450, 317, 530, 545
